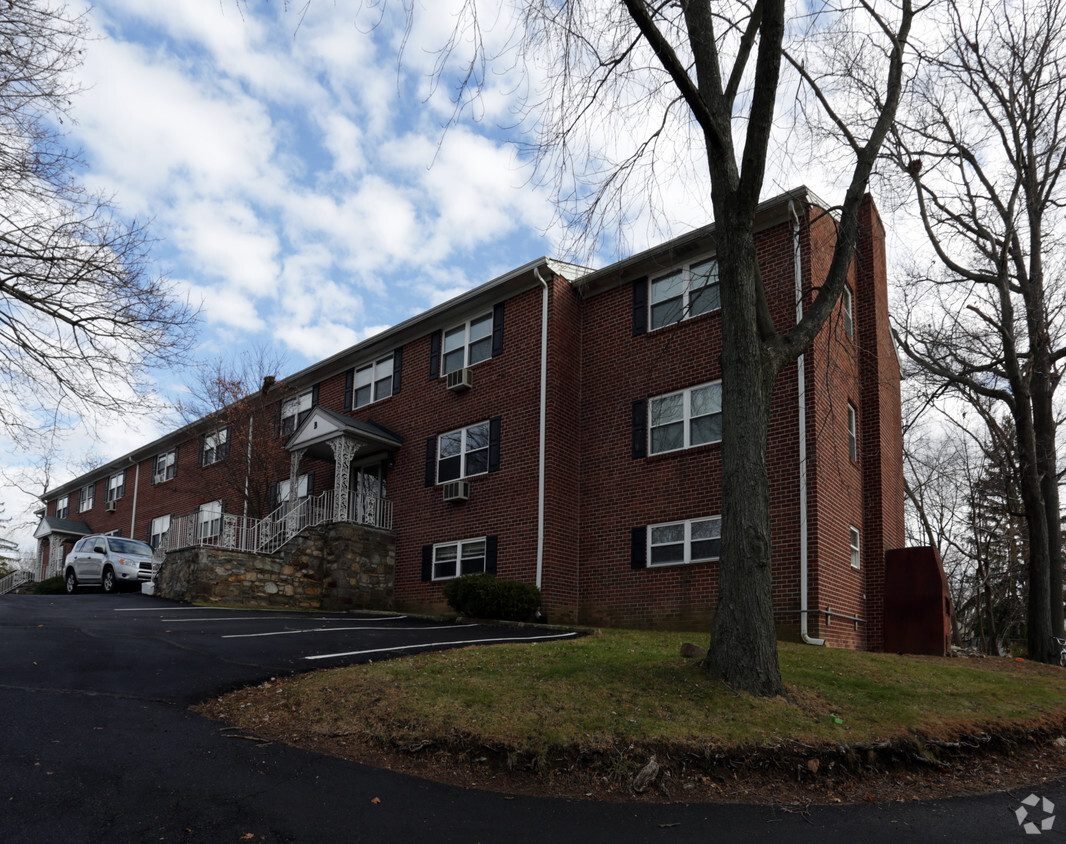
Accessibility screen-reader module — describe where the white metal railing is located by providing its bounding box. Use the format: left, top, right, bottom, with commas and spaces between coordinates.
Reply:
0, 569, 34, 595
158, 491, 392, 556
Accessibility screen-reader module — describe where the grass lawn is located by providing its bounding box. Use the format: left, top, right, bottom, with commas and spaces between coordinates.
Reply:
198, 628, 1066, 801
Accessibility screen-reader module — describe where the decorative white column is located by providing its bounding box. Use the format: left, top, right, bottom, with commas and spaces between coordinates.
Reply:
329, 436, 358, 523
287, 448, 306, 534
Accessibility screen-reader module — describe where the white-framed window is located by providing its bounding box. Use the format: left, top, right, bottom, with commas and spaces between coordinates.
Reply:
198, 500, 222, 540
650, 381, 722, 454
842, 285, 854, 339
850, 526, 861, 569
280, 389, 314, 436
153, 449, 177, 484
847, 403, 858, 462
443, 312, 493, 375
648, 516, 721, 566
353, 355, 394, 408
278, 473, 310, 503
437, 421, 490, 483
149, 514, 172, 549
106, 471, 125, 502
201, 427, 229, 466
432, 537, 487, 580
649, 257, 719, 331
78, 483, 94, 513
54, 495, 69, 520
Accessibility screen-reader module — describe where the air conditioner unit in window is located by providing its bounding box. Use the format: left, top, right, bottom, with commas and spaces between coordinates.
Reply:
446, 368, 473, 392
105, 500, 116, 513
442, 480, 470, 502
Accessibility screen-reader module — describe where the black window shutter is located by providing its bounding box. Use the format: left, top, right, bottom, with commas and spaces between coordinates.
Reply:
631, 526, 648, 570
425, 436, 437, 487
343, 369, 354, 411
631, 399, 647, 459
488, 416, 501, 472
421, 545, 432, 581
221, 430, 230, 460
149, 456, 157, 485
172, 446, 178, 479
307, 471, 315, 496
632, 276, 648, 336
198, 434, 205, 466
392, 346, 403, 394
485, 535, 498, 574
492, 302, 505, 357
268, 483, 277, 511
311, 383, 319, 408
429, 330, 442, 380
94, 480, 100, 502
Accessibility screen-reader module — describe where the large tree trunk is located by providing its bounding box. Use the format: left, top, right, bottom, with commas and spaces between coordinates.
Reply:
1015, 410, 1055, 662
704, 223, 785, 697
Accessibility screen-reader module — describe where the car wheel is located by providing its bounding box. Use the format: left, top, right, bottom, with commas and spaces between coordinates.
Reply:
65, 570, 77, 593
101, 567, 117, 594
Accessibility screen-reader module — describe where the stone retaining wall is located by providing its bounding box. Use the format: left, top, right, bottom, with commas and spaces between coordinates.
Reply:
155, 522, 395, 611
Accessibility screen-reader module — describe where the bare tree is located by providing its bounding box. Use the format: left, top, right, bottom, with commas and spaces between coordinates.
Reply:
887, 0, 1066, 662
176, 344, 292, 520
0, 1, 197, 451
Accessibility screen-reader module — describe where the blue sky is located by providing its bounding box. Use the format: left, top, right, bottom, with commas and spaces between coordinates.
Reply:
3, 0, 860, 546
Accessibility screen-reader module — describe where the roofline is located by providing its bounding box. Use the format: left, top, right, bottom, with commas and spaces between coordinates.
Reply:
42, 257, 566, 501
573, 186, 830, 297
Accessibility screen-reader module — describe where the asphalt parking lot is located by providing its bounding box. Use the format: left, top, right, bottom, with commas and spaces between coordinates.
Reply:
0, 593, 1058, 843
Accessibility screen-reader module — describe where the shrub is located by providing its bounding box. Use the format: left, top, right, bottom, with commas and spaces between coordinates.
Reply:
442, 574, 541, 622
34, 576, 67, 595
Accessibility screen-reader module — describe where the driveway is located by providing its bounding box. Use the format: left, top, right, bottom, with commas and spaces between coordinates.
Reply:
0, 593, 1057, 843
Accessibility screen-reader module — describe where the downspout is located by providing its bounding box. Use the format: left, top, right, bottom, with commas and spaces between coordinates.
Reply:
532, 264, 550, 594
129, 456, 139, 540
790, 199, 825, 647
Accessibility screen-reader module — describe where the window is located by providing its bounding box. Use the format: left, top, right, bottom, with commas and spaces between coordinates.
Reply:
153, 449, 176, 484
54, 495, 69, 520
353, 356, 394, 408
842, 285, 854, 339
850, 526, 861, 569
847, 403, 858, 462
649, 258, 719, 331
649, 382, 722, 454
278, 473, 310, 503
198, 500, 222, 540
648, 516, 721, 567
437, 421, 490, 483
106, 471, 125, 502
78, 483, 94, 513
279, 390, 314, 436
201, 427, 229, 466
149, 514, 171, 549
443, 312, 493, 375
432, 537, 486, 580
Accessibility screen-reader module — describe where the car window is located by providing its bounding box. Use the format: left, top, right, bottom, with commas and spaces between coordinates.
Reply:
108, 538, 153, 557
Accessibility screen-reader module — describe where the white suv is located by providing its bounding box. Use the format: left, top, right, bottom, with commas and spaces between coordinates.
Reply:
64, 535, 157, 593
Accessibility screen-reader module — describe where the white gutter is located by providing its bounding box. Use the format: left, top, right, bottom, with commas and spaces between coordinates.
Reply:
790, 199, 825, 647
129, 456, 139, 539
533, 265, 550, 592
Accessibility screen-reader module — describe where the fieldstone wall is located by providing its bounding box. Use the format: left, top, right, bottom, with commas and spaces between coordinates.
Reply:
155, 522, 395, 611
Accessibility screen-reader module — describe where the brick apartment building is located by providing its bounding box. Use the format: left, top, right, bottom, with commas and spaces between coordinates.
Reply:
33, 186, 904, 648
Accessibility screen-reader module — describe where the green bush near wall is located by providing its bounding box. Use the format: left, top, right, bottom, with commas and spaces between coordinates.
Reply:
442, 574, 541, 622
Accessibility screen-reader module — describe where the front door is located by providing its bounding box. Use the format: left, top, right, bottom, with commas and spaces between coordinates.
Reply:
350, 462, 387, 526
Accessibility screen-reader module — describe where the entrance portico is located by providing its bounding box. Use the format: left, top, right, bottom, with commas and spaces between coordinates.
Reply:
285, 406, 403, 526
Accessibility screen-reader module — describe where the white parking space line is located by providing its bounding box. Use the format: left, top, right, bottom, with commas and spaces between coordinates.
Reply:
304, 631, 579, 661
222, 624, 476, 639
